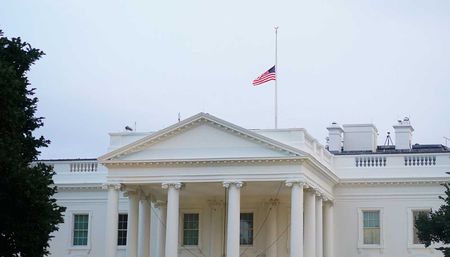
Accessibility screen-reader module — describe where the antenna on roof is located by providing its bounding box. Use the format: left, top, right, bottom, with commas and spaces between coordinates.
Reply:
384, 132, 393, 146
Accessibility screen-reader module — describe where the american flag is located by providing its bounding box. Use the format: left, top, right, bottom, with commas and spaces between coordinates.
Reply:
252, 66, 276, 86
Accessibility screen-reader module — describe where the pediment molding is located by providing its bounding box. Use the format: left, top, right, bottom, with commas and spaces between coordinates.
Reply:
98, 113, 307, 163
102, 156, 304, 168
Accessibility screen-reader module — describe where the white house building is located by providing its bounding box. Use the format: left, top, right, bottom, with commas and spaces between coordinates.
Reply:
44, 113, 450, 257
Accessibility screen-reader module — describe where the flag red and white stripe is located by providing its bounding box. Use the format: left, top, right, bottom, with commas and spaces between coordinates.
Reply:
252, 66, 276, 86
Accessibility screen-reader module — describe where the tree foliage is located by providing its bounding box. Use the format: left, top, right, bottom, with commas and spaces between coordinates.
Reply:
415, 172, 450, 257
0, 30, 66, 257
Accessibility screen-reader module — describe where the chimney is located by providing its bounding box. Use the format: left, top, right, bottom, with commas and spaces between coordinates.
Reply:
393, 117, 414, 150
327, 122, 343, 152
342, 124, 378, 152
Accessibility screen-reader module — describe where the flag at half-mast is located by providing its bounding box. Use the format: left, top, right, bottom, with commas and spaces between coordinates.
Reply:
252, 65, 276, 86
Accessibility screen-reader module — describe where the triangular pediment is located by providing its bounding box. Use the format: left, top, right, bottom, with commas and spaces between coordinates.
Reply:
99, 113, 306, 163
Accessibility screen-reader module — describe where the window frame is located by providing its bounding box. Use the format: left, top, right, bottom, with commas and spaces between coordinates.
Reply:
68, 211, 92, 250
117, 213, 128, 248
240, 211, 255, 247
407, 207, 432, 249
182, 213, 200, 246
358, 208, 384, 249
179, 209, 202, 249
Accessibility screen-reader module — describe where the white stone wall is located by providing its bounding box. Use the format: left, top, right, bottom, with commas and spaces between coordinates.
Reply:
334, 183, 446, 257
48, 182, 448, 257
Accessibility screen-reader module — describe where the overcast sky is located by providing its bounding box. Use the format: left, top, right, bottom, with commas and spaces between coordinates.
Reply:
2, 0, 449, 159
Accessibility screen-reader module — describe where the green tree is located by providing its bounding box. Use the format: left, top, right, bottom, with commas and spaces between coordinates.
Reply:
0, 30, 65, 257
415, 172, 450, 257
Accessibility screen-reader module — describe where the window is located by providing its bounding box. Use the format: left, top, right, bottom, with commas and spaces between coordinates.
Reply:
412, 210, 429, 245
240, 213, 253, 245
73, 214, 89, 246
118, 214, 128, 246
183, 213, 199, 246
363, 211, 380, 245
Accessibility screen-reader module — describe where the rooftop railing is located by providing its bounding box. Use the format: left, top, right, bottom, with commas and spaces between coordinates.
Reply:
70, 161, 98, 172
352, 154, 441, 168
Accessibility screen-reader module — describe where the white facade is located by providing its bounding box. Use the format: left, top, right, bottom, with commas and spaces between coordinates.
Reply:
44, 113, 450, 257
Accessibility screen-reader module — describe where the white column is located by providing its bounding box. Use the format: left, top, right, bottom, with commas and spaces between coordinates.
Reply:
266, 199, 279, 257
155, 201, 167, 257
223, 181, 244, 257
162, 183, 182, 257
104, 184, 120, 257
315, 194, 323, 257
127, 190, 140, 257
323, 201, 334, 257
285, 181, 305, 257
304, 190, 316, 257
138, 196, 151, 257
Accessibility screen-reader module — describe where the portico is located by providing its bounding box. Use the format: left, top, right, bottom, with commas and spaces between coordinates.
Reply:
99, 113, 338, 257
103, 180, 334, 257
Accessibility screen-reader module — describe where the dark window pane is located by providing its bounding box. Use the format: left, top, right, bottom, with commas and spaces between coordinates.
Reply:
240, 213, 253, 245
183, 213, 199, 246
118, 214, 128, 246
73, 214, 89, 246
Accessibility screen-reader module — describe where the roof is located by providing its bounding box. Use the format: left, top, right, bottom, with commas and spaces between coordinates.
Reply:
332, 144, 450, 155
37, 158, 97, 162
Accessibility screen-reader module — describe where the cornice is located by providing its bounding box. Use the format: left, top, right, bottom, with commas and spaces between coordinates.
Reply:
101, 156, 304, 167
302, 157, 340, 185
56, 183, 104, 191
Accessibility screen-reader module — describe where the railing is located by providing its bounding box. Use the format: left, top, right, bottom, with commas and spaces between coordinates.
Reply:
353, 155, 440, 167
355, 156, 387, 167
404, 156, 436, 166
70, 162, 98, 172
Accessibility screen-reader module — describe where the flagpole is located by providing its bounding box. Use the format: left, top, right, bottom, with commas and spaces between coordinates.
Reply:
274, 26, 278, 129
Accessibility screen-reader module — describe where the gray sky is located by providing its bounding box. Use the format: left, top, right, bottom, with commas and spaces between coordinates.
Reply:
1, 0, 449, 159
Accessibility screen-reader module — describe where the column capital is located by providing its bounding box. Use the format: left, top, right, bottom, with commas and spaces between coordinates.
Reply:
154, 200, 167, 209
323, 198, 335, 204
314, 189, 323, 197
312, 189, 333, 202
161, 182, 183, 190
102, 183, 122, 190
223, 181, 244, 188
139, 191, 153, 201
285, 179, 308, 188
123, 188, 139, 197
